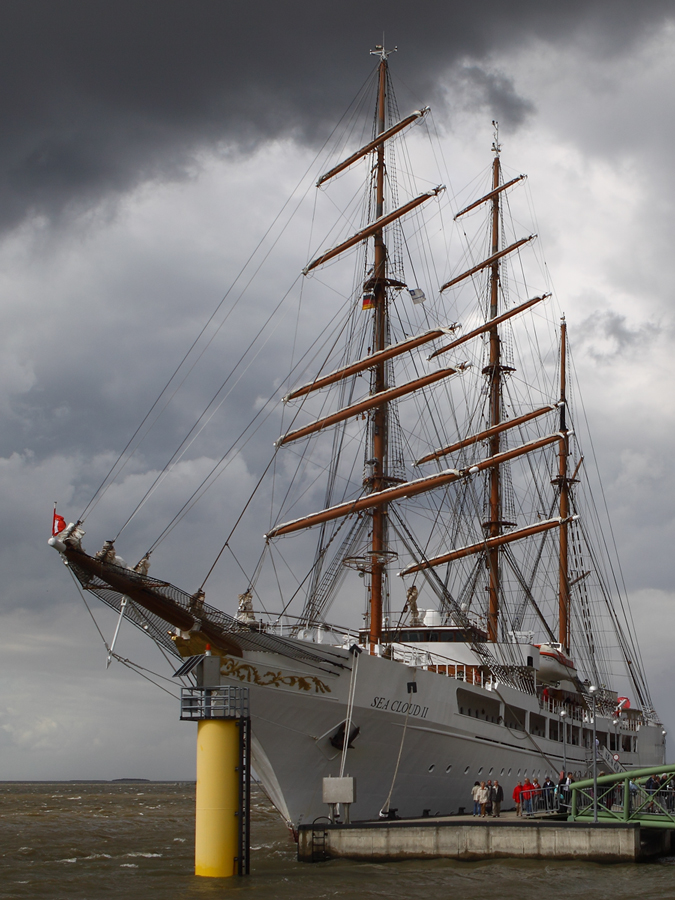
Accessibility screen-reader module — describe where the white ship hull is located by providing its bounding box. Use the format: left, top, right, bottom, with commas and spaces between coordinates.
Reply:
221, 640, 665, 826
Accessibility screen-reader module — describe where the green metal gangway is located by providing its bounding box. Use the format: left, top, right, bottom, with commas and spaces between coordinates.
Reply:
569, 765, 675, 829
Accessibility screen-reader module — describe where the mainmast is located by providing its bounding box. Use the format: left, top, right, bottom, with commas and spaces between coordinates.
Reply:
557, 319, 571, 651
486, 122, 504, 642
368, 45, 392, 653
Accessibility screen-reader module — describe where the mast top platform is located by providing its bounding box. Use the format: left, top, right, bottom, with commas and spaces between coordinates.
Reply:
492, 120, 501, 157
370, 43, 397, 61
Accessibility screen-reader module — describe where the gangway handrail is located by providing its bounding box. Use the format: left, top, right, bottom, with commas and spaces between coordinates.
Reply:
569, 764, 675, 829
571, 764, 675, 790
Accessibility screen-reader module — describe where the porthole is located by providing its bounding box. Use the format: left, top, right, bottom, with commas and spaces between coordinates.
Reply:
508, 768, 512, 777
500, 768, 505, 776
488, 767, 494, 775
464, 766, 470, 775
446, 765, 452, 773
517, 769, 521, 776
477, 767, 483, 775
428, 765, 435, 772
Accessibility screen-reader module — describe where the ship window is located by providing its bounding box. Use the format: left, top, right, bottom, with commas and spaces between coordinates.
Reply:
464, 767, 470, 775
500, 768, 505, 777
504, 706, 526, 732
530, 713, 546, 737
508, 769, 512, 777
446, 765, 452, 773
477, 767, 483, 775
428, 765, 435, 772
622, 735, 632, 753
488, 768, 493, 775
457, 689, 499, 722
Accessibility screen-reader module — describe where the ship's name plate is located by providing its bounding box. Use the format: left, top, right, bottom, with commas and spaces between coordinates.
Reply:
371, 696, 429, 718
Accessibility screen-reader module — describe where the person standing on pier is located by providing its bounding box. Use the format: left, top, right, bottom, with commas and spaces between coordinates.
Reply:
486, 779, 493, 816
558, 771, 570, 810
471, 781, 481, 816
512, 780, 523, 816
491, 781, 504, 817
532, 777, 542, 813
478, 781, 489, 817
542, 775, 555, 810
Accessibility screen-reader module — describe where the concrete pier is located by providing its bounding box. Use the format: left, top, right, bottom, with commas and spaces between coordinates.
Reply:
298, 814, 672, 863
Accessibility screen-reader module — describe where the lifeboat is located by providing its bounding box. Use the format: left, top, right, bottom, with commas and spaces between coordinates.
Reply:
534, 642, 578, 684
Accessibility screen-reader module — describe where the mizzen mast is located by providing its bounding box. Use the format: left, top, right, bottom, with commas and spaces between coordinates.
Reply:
557, 319, 571, 651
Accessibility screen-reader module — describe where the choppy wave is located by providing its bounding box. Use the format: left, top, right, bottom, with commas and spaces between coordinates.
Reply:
3, 781, 675, 900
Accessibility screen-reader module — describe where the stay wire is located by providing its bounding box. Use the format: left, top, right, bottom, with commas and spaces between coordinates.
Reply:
380, 703, 411, 817
115, 275, 301, 540
81, 68, 377, 525
109, 654, 181, 700
148, 290, 360, 553
68, 565, 109, 649
68, 565, 181, 698
199, 454, 278, 591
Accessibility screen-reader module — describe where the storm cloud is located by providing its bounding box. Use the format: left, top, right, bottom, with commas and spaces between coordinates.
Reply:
2, 1, 675, 780
0, 0, 672, 232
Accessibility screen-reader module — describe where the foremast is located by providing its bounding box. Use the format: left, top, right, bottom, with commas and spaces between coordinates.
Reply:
368, 45, 391, 653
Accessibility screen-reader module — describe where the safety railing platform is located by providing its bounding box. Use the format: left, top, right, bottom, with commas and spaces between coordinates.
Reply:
180, 685, 250, 720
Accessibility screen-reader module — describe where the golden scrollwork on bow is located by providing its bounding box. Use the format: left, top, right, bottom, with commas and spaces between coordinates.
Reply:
220, 657, 331, 694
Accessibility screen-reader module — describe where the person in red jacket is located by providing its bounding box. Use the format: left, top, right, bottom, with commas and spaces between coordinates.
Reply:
521, 778, 534, 815
512, 780, 523, 817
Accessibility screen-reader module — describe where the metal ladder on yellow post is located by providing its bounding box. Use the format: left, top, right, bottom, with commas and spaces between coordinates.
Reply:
178, 653, 251, 878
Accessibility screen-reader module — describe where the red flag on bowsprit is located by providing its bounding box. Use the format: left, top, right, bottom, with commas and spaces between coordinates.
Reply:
52, 511, 67, 536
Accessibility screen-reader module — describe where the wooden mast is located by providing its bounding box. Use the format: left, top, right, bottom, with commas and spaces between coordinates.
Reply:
369, 46, 390, 653
558, 319, 571, 651
486, 123, 502, 643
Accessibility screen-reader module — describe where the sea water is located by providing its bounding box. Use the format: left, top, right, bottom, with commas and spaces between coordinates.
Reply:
1, 782, 674, 899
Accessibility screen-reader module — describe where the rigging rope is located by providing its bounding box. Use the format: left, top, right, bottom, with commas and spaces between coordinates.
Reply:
115, 275, 302, 540
68, 565, 183, 699
80, 68, 379, 527
339, 649, 360, 779
379, 700, 411, 818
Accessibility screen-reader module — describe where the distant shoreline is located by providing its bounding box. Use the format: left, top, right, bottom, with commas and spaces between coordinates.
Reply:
0, 779, 197, 784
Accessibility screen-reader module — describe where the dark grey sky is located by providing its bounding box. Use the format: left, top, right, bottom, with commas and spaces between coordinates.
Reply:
1, 1, 672, 232
1, 1, 674, 780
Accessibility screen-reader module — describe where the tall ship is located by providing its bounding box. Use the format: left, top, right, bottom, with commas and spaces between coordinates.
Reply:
49, 47, 664, 827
